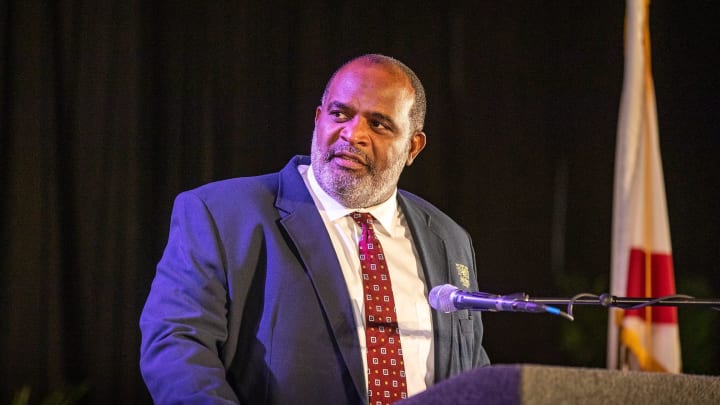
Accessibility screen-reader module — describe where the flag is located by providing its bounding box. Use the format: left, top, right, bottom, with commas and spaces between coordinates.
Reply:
607, 0, 681, 373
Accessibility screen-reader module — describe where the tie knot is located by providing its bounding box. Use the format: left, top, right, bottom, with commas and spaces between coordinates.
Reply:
350, 211, 375, 227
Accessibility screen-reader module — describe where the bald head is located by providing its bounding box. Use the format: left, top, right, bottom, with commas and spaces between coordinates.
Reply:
321, 54, 427, 133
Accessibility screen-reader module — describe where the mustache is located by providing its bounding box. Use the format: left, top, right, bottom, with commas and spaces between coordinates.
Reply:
323, 145, 372, 167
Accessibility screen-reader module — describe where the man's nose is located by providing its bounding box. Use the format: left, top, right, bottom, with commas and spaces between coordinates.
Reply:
339, 117, 370, 146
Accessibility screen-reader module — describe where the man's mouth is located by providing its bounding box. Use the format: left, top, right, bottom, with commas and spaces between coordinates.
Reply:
329, 151, 368, 170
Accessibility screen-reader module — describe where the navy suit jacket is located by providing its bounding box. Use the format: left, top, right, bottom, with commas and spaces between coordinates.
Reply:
140, 155, 490, 404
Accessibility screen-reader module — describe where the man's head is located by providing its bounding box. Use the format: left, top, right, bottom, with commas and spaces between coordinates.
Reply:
321, 55, 427, 134
311, 54, 427, 208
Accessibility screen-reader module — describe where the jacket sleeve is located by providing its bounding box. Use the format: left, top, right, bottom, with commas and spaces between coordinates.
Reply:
139, 191, 241, 404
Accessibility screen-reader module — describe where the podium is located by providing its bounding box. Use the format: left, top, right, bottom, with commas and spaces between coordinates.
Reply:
402, 364, 720, 405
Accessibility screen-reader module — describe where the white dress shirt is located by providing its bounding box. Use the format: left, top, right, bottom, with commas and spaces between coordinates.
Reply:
298, 164, 435, 397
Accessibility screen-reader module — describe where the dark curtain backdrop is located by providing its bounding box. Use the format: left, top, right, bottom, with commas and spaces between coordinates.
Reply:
2, 1, 719, 403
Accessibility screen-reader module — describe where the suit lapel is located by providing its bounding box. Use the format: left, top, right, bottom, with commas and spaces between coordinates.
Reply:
275, 157, 366, 400
397, 193, 453, 381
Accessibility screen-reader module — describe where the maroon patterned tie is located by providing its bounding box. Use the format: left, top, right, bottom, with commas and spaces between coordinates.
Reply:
350, 212, 408, 404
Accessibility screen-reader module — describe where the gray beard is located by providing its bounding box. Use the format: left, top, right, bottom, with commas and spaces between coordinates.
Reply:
310, 130, 408, 208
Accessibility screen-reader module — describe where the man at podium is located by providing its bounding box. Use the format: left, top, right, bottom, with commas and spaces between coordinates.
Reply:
140, 53, 490, 404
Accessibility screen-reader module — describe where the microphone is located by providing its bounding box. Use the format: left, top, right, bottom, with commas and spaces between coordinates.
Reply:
428, 284, 561, 316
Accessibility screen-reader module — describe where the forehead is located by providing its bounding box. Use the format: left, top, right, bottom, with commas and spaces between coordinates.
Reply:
325, 62, 414, 117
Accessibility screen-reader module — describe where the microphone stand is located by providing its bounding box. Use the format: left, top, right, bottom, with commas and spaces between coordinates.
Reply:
523, 293, 720, 320
530, 295, 720, 309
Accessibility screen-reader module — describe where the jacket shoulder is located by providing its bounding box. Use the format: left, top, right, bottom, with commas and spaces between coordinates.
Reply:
398, 190, 467, 233
180, 156, 309, 209
186, 173, 279, 204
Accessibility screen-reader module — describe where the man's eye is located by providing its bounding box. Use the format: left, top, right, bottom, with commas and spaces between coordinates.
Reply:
330, 111, 348, 121
370, 120, 388, 130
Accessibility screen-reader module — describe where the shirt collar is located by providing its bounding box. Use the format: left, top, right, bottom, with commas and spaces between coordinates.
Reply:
303, 164, 399, 236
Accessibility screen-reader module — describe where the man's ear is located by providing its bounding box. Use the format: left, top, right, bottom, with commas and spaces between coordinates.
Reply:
406, 131, 427, 166
315, 106, 322, 124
